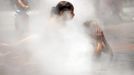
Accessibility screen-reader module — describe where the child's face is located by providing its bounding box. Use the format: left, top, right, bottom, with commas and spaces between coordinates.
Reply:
60, 10, 74, 21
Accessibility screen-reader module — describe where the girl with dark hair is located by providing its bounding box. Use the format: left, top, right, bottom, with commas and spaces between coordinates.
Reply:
51, 1, 74, 21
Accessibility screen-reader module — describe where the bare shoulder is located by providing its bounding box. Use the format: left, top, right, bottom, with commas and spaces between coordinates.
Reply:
84, 20, 103, 31
84, 20, 103, 38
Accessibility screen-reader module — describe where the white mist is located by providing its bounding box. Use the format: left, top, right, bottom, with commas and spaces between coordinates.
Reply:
27, 0, 95, 75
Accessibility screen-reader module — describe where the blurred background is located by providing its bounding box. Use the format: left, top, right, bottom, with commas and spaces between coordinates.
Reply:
0, 0, 134, 75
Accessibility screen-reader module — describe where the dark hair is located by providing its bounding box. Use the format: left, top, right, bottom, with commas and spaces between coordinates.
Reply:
51, 1, 74, 17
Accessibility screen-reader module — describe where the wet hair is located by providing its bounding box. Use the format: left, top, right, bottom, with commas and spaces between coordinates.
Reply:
51, 1, 74, 17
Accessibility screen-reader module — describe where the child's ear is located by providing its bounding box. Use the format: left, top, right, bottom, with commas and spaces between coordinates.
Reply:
71, 11, 75, 17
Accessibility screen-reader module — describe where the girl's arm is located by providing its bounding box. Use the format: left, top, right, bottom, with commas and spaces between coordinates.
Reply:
17, 0, 29, 9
